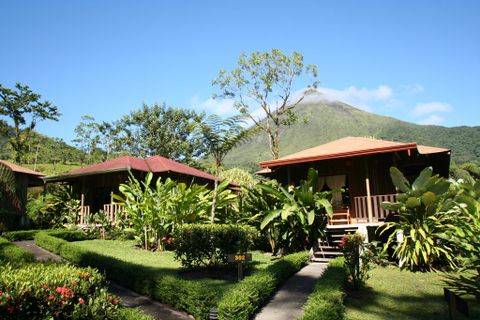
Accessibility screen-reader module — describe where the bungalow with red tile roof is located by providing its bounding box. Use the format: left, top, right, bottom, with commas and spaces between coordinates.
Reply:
0, 160, 45, 229
43, 155, 219, 223
258, 136, 450, 225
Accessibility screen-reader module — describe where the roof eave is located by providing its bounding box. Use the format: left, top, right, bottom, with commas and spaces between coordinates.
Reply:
43, 166, 133, 183
259, 143, 418, 168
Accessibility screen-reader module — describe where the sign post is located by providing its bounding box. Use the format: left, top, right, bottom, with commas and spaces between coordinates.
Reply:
228, 253, 252, 281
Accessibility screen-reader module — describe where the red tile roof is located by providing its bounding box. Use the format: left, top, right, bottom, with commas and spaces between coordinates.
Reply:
260, 136, 450, 168
0, 160, 45, 176
45, 155, 218, 182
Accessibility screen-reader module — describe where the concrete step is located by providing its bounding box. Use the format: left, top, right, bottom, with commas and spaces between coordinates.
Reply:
311, 257, 332, 263
314, 251, 343, 257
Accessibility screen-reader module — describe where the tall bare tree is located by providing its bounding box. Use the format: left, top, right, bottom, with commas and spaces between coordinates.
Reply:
213, 49, 318, 159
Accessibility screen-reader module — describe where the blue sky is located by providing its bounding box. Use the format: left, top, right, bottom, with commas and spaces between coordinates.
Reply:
1, 0, 479, 144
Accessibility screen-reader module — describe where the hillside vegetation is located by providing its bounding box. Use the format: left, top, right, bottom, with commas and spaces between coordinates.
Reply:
225, 100, 480, 171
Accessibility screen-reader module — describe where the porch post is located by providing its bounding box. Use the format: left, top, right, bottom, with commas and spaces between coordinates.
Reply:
365, 178, 373, 223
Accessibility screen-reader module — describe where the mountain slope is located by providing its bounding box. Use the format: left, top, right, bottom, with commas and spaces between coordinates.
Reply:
225, 101, 480, 171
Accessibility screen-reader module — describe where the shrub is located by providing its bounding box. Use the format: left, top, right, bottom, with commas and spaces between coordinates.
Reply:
0, 236, 35, 264
338, 233, 371, 289
174, 223, 257, 269
217, 251, 309, 320
0, 263, 121, 319
300, 258, 346, 320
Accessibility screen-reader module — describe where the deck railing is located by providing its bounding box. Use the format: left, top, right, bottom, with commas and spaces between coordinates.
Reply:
78, 203, 124, 225
354, 194, 397, 222
78, 205, 90, 225
103, 203, 124, 224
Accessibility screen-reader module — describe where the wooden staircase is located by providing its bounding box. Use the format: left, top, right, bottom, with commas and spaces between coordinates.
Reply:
329, 208, 351, 225
311, 225, 358, 263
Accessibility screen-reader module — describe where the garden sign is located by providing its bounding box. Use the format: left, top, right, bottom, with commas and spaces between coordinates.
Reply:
228, 253, 252, 281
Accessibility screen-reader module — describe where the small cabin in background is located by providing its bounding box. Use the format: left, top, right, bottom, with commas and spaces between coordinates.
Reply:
43, 155, 220, 224
0, 160, 45, 229
258, 136, 450, 226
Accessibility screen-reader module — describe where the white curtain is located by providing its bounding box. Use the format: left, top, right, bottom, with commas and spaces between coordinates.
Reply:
326, 175, 346, 207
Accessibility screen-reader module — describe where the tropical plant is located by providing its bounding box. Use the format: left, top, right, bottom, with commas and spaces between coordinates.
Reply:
449, 161, 480, 185
196, 114, 253, 222
381, 167, 456, 271
113, 173, 169, 250
442, 181, 480, 298
258, 168, 333, 253
242, 180, 283, 253
26, 185, 79, 228
113, 172, 225, 250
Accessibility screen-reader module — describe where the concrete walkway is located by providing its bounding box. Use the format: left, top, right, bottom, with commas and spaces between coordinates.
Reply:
254, 262, 328, 320
14, 240, 191, 320
15, 240, 63, 262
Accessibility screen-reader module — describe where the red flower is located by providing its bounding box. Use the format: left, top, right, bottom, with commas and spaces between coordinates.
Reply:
0, 291, 2, 296
49, 295, 55, 300
108, 296, 112, 302
78, 297, 84, 305
113, 298, 119, 305
42, 284, 49, 289
161, 236, 167, 241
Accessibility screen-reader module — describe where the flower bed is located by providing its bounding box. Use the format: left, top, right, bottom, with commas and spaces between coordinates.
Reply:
0, 263, 120, 319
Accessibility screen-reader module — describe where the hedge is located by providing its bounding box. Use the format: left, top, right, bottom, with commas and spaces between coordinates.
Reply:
299, 257, 346, 320
0, 236, 35, 264
1, 229, 92, 242
217, 251, 309, 320
35, 232, 309, 320
175, 223, 257, 268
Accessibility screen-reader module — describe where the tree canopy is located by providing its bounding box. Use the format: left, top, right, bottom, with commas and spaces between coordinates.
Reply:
0, 83, 60, 163
213, 49, 318, 159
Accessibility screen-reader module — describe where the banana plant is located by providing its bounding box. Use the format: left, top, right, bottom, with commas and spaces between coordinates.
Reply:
259, 168, 333, 253
381, 166, 456, 271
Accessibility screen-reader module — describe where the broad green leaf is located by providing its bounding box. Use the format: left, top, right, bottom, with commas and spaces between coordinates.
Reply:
390, 167, 410, 192
412, 167, 433, 190
307, 210, 315, 225
260, 210, 282, 230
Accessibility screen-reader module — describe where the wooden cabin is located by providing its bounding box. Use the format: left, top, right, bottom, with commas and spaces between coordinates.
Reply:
259, 137, 450, 226
43, 155, 219, 224
0, 160, 45, 229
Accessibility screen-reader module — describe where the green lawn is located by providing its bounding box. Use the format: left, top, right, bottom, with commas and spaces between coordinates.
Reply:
345, 265, 480, 320
75, 239, 274, 295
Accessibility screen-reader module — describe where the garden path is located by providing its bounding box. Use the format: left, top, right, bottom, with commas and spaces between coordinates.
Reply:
14, 240, 192, 320
254, 262, 328, 320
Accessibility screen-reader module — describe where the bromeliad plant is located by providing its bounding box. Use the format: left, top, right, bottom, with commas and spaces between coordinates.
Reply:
258, 168, 333, 254
381, 167, 456, 271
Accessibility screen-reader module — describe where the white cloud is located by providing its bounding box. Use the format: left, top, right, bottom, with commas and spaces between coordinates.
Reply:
412, 102, 452, 116
400, 84, 424, 95
190, 95, 236, 115
297, 85, 393, 111
418, 114, 445, 125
